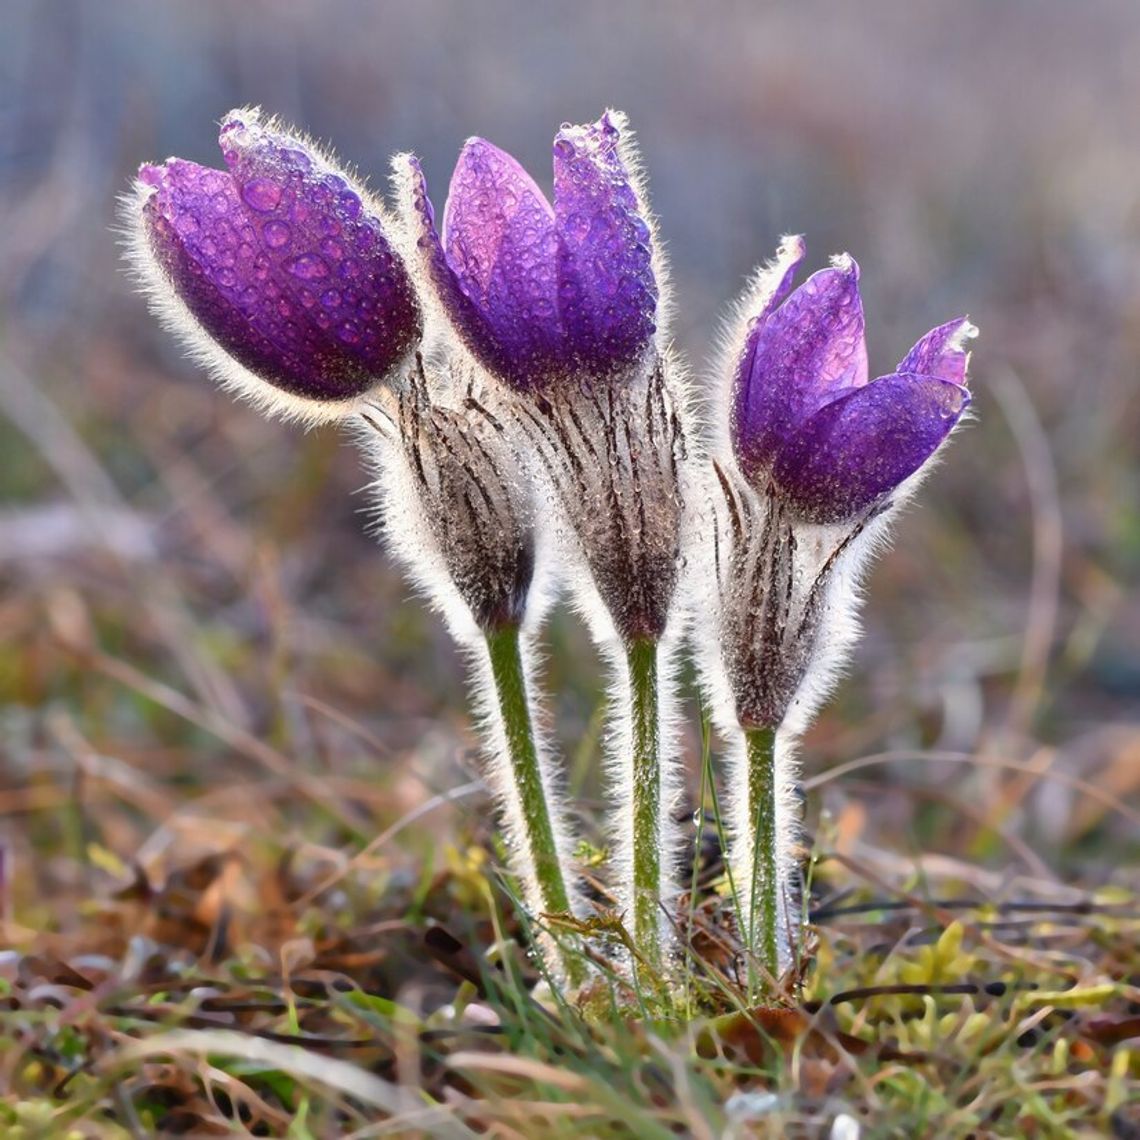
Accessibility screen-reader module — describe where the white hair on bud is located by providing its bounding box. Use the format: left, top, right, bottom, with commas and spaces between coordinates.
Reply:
349, 381, 559, 646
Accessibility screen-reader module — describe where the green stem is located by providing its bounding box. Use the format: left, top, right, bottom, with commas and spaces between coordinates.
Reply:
484, 625, 582, 986
626, 638, 662, 975
744, 725, 780, 990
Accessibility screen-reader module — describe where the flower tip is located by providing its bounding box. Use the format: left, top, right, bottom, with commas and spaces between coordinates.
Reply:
217, 108, 261, 154
452, 136, 527, 193
597, 108, 626, 136
137, 162, 165, 190
554, 109, 625, 160
829, 252, 861, 282
457, 136, 498, 164
781, 233, 807, 260
392, 150, 419, 175
953, 316, 980, 347
219, 105, 264, 135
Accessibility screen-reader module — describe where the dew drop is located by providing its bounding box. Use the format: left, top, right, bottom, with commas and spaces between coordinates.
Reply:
281, 147, 313, 172
287, 253, 329, 280
263, 220, 291, 248
242, 178, 282, 212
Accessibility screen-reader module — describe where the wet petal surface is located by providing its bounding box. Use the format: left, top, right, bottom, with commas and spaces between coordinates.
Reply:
771, 372, 969, 522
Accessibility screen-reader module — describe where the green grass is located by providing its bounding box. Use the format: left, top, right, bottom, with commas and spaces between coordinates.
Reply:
0, 708, 1136, 1138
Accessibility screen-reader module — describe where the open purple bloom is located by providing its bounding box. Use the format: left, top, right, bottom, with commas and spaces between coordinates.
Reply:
407, 112, 658, 391
731, 241, 974, 523
134, 108, 421, 419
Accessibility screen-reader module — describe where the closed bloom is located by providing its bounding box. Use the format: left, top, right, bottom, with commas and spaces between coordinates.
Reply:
130, 108, 422, 422
731, 238, 974, 523
406, 111, 658, 391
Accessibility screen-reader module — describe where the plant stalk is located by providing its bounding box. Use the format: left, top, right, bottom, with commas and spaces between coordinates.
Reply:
626, 637, 663, 977
744, 724, 780, 991
484, 625, 582, 986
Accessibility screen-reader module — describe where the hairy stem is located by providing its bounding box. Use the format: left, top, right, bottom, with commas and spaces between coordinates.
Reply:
626, 637, 663, 978
484, 625, 583, 986
743, 724, 780, 991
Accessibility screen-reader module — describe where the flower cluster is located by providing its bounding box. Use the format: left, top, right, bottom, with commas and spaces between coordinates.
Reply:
129, 108, 974, 998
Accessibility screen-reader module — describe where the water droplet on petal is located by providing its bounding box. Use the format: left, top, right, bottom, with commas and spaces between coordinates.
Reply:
287, 253, 329, 280
242, 178, 282, 212
263, 220, 291, 248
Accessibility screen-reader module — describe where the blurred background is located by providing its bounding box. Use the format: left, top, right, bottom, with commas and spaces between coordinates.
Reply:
2, 0, 1138, 940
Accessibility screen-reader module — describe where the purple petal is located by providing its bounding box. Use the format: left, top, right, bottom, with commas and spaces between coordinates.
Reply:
771, 373, 970, 523
897, 317, 977, 385
140, 112, 420, 405
442, 138, 563, 388
407, 155, 516, 382
732, 256, 868, 483
553, 112, 658, 377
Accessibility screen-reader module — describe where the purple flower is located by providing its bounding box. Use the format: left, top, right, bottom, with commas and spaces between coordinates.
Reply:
132, 108, 421, 420
406, 112, 658, 391
731, 240, 973, 523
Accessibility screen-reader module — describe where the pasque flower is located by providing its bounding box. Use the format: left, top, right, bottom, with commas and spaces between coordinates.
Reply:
406, 112, 658, 392
731, 237, 972, 523
699, 236, 976, 992
401, 114, 687, 985
130, 107, 422, 422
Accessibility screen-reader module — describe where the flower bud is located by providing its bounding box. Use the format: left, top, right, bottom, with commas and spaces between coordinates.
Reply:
405, 112, 658, 391
730, 242, 973, 522
130, 108, 422, 423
